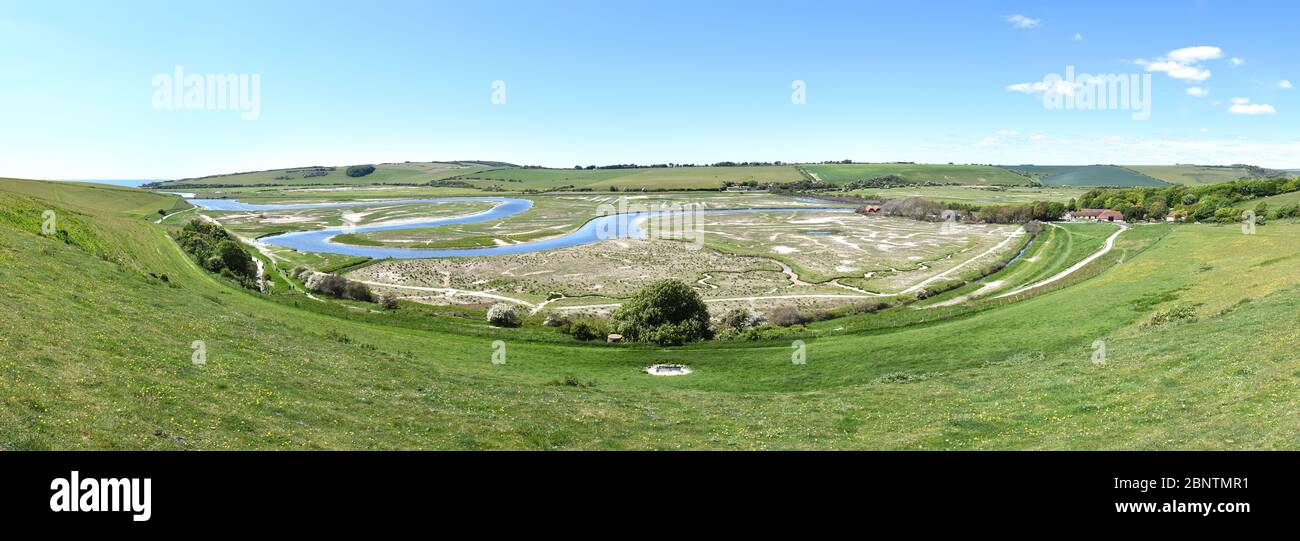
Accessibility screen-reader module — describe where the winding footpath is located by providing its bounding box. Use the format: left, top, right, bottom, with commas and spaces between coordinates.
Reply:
993, 223, 1127, 299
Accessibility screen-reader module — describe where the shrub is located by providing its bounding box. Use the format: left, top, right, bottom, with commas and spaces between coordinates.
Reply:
486, 303, 522, 327
1146, 305, 1197, 327
768, 306, 806, 327
216, 240, 255, 277
175, 219, 255, 282
611, 279, 712, 345
853, 301, 890, 314
342, 281, 372, 302
345, 164, 376, 177
562, 317, 608, 341
718, 308, 757, 332
305, 272, 347, 296
378, 294, 398, 309
542, 312, 570, 327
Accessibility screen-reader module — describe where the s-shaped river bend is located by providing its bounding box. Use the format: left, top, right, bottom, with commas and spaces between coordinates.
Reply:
187, 197, 857, 259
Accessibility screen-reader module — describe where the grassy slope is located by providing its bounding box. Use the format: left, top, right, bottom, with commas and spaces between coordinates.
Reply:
843, 186, 1086, 205
1125, 165, 1253, 186
459, 166, 804, 190
2, 179, 1298, 449
153, 162, 494, 187
0, 178, 189, 218
804, 163, 1033, 186
1000, 165, 1170, 187
1253, 190, 1300, 208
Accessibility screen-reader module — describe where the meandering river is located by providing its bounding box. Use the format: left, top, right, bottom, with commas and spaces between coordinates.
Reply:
186, 197, 855, 259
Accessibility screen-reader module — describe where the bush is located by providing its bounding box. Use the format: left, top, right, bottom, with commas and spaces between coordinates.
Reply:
378, 294, 398, 309
216, 240, 255, 277
175, 219, 256, 283
853, 301, 890, 314
305, 272, 348, 297
542, 312, 570, 327
768, 306, 806, 327
562, 317, 608, 341
486, 303, 522, 327
718, 308, 757, 332
345, 165, 376, 177
342, 281, 372, 302
611, 280, 712, 345
1146, 305, 1197, 327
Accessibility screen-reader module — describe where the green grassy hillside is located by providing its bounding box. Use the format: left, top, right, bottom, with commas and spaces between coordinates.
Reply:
804, 163, 1034, 186
1000, 165, 1169, 187
1125, 165, 1257, 185
458, 165, 804, 190
2, 179, 1298, 449
1, 178, 188, 218
152, 162, 496, 188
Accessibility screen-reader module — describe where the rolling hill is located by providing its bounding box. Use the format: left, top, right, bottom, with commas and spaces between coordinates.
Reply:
803, 163, 1034, 186
456, 165, 804, 190
150, 161, 501, 188
998, 165, 1169, 187
1126, 165, 1289, 186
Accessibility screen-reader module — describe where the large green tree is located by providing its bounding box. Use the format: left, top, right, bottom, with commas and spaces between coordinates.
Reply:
611, 279, 712, 345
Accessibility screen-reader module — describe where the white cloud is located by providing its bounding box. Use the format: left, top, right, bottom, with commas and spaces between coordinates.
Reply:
1199, 128, 1210, 132
1004, 14, 1041, 29
1186, 87, 1210, 98
1136, 45, 1225, 82
1073, 33, 1083, 41
1005, 79, 1079, 95
1229, 102, 1277, 115
1139, 60, 1212, 81
995, 129, 1020, 136
1230, 57, 1245, 66
975, 137, 1000, 147
1031, 133, 1048, 141
1167, 46, 1224, 63
1231, 97, 1250, 104
1280, 80, 1294, 89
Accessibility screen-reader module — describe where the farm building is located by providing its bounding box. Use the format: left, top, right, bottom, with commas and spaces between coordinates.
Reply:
1063, 208, 1124, 223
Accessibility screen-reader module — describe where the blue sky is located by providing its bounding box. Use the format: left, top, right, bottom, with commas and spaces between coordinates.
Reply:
1, 0, 1297, 179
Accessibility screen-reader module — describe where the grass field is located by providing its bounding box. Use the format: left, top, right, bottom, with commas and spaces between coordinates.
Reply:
1, 178, 189, 219
457, 165, 804, 190
842, 186, 1086, 205
803, 163, 1034, 186
152, 162, 496, 188
3, 179, 1299, 450
1000, 165, 1170, 187
1253, 190, 1300, 209
1125, 165, 1258, 186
